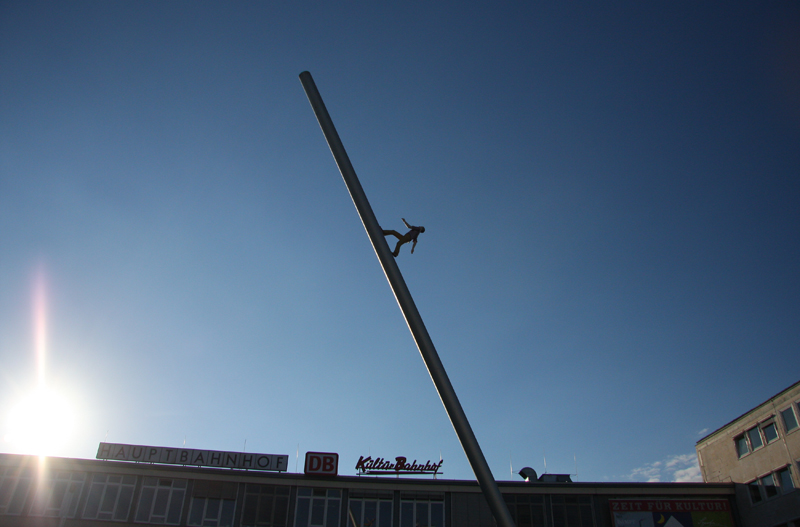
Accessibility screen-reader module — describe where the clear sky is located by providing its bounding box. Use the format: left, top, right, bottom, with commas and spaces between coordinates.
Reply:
1, 1, 798, 484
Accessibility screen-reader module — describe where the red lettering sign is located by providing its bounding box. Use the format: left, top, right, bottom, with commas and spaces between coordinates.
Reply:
608, 500, 730, 513
305, 452, 339, 476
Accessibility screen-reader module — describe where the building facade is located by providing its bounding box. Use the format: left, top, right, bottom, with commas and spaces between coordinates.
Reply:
696, 380, 800, 527
0, 451, 737, 527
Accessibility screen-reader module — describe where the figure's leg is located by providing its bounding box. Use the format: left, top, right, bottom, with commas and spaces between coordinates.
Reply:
383, 229, 402, 239
393, 234, 412, 257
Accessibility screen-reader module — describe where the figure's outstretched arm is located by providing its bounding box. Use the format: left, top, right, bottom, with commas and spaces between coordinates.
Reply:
411, 239, 417, 254
402, 218, 411, 229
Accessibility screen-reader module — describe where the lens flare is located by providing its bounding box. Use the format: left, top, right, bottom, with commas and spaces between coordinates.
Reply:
2, 266, 77, 456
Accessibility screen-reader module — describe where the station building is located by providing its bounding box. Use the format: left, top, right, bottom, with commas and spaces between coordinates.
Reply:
0, 443, 738, 527
696, 380, 800, 527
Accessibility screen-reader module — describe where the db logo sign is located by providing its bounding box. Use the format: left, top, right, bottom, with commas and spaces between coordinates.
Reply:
304, 452, 338, 476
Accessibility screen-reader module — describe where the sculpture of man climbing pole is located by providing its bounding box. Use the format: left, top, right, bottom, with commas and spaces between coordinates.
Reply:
383, 218, 425, 257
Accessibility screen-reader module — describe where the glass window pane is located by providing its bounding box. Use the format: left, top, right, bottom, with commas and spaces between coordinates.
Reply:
401, 502, 413, 527
153, 487, 170, 516
782, 407, 799, 432
430, 502, 444, 527
115, 485, 134, 521
763, 423, 779, 443
84, 484, 103, 518
364, 500, 377, 525
748, 427, 763, 449
736, 436, 749, 457
417, 502, 428, 526
275, 496, 288, 526
137, 487, 156, 521
100, 485, 119, 513
206, 498, 221, 520
326, 499, 340, 527
0, 477, 16, 508
258, 493, 273, 523
349, 500, 362, 524
50, 480, 68, 510
761, 474, 778, 498
779, 468, 794, 492
220, 499, 236, 527
168, 490, 184, 524
295, 497, 310, 527
580, 505, 593, 527
9, 477, 31, 514
241, 494, 257, 525
310, 497, 325, 525
517, 504, 532, 526
379, 502, 392, 527
189, 498, 205, 526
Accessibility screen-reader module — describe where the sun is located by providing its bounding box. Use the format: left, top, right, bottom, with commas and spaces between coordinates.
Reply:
4, 385, 76, 456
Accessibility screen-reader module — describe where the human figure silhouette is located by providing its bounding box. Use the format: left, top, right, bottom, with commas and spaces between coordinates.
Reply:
382, 218, 425, 257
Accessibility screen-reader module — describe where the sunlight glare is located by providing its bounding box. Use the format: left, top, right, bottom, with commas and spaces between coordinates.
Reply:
4, 385, 76, 456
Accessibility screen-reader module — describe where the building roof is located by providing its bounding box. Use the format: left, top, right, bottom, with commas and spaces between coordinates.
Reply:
696, 379, 800, 445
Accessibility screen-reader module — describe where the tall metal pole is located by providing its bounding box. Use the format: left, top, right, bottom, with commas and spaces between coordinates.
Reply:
299, 71, 516, 527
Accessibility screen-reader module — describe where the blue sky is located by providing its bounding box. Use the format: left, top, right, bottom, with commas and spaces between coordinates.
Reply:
1, 1, 798, 483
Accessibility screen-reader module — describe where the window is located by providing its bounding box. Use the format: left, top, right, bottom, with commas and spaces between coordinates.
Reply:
763, 422, 779, 443
83, 473, 137, 521
782, 406, 799, 433
188, 480, 237, 527
504, 494, 545, 527
29, 471, 86, 518
241, 483, 290, 527
736, 435, 749, 458
399, 493, 444, 527
295, 488, 341, 527
778, 467, 795, 493
348, 491, 392, 527
748, 481, 762, 504
761, 474, 779, 498
135, 477, 187, 524
0, 467, 34, 515
749, 467, 796, 504
747, 426, 764, 450
551, 496, 594, 527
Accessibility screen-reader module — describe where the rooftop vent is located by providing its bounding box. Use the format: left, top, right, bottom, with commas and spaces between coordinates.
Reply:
538, 474, 572, 483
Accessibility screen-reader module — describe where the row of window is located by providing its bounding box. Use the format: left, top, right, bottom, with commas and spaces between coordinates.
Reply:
1, 467, 580, 527
0, 465, 601, 527
735, 401, 799, 458
748, 465, 796, 505
0, 469, 291, 526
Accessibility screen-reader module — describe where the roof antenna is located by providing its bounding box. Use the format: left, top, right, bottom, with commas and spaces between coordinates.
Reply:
574, 454, 578, 481
543, 450, 547, 474
510, 455, 513, 480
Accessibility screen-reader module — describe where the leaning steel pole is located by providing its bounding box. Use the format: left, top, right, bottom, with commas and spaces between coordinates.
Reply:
299, 71, 516, 527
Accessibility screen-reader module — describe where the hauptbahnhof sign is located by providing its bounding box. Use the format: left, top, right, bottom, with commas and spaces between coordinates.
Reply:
97, 442, 288, 472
